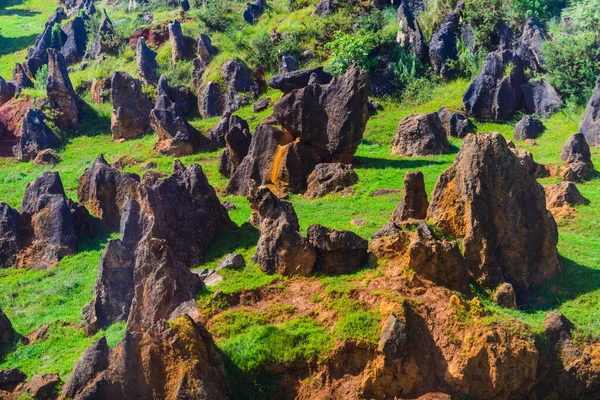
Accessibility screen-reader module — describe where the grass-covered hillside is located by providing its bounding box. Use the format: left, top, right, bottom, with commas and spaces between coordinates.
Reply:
1, 0, 600, 397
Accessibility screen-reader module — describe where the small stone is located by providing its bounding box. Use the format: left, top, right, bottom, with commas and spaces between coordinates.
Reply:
216, 253, 245, 270
493, 283, 518, 309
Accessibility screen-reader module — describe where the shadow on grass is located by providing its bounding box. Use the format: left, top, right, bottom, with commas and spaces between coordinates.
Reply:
61, 100, 111, 143
354, 155, 447, 170
0, 33, 40, 56
202, 223, 260, 265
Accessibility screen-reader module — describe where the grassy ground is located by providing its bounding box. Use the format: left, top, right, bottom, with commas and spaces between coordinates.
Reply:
0, 0, 599, 391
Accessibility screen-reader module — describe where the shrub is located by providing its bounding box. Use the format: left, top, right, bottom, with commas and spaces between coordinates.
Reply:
562, 0, 600, 33
504, 0, 566, 25
34, 65, 49, 91
51, 23, 64, 50
324, 31, 378, 75
542, 31, 600, 104
418, 0, 459, 41
195, 0, 230, 31
462, 0, 504, 50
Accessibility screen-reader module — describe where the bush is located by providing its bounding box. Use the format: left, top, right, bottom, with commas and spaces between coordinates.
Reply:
562, 0, 600, 32
462, 0, 504, 50
51, 24, 64, 50
34, 65, 49, 91
542, 31, 600, 104
504, 0, 566, 25
325, 31, 378, 75
194, 0, 230, 31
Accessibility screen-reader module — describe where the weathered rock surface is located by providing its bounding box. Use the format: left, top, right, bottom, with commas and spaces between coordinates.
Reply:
151, 75, 207, 156
110, 72, 153, 140
208, 114, 250, 148
514, 116, 545, 141
23, 24, 53, 78
315, 0, 336, 16
61, 16, 87, 65
427, 133, 559, 295
253, 97, 271, 112
218, 116, 252, 178
92, 10, 116, 59
545, 182, 585, 210
392, 113, 450, 156
438, 107, 471, 138
267, 67, 332, 93
0, 78, 19, 107
77, 154, 141, 230
396, 0, 427, 62
28, 373, 61, 400
198, 81, 224, 118
33, 149, 61, 166
516, 18, 549, 72
250, 183, 316, 275
243, 1, 265, 24
221, 58, 258, 95
197, 33, 217, 65
168, 20, 186, 63
392, 171, 429, 223
280, 55, 299, 73
429, 12, 459, 81
90, 77, 111, 104
579, 78, 600, 147
378, 313, 407, 359
11, 64, 33, 89
217, 253, 245, 270
494, 282, 517, 308
304, 163, 358, 199
307, 224, 368, 275
560, 133, 594, 182
46, 49, 78, 130
12, 108, 59, 162
463, 50, 525, 121
136, 37, 158, 84
522, 79, 562, 118
0, 308, 14, 345
61, 337, 111, 399
543, 312, 572, 345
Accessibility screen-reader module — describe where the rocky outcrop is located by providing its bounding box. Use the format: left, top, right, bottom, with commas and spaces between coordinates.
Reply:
168, 20, 186, 63
545, 182, 585, 211
110, 72, 153, 140
61, 337, 111, 399
280, 55, 299, 73
61, 16, 87, 65
463, 50, 525, 121
197, 33, 217, 65
136, 37, 158, 84
228, 64, 368, 196
90, 77, 111, 104
307, 224, 368, 275
514, 116, 545, 141
199, 81, 224, 118
0, 78, 19, 107
28, 373, 61, 399
77, 155, 141, 230
217, 253, 245, 270
427, 133, 559, 296
33, 149, 61, 166
221, 58, 258, 95
392, 113, 450, 156
23, 24, 53, 78
11, 64, 33, 89
47, 49, 78, 130
218, 116, 252, 178
92, 9, 116, 59
560, 133, 594, 182
268, 66, 332, 93
579, 78, 600, 147
0, 308, 14, 345
522, 79, 562, 118
12, 108, 59, 162
516, 18, 549, 72
243, 1, 265, 24
392, 171, 429, 223
429, 12, 459, 81
0, 203, 22, 268
250, 183, 316, 275
396, 0, 427, 62
209, 113, 250, 148
438, 107, 471, 138
151, 75, 208, 156
304, 163, 358, 199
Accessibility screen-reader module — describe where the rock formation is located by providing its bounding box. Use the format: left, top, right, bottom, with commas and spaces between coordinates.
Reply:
23, 24, 53, 78
46, 49, 78, 130
12, 108, 59, 162
11, 64, 33, 89
221, 58, 258, 95
33, 149, 61, 166
429, 12, 459, 81
197, 33, 217, 65
209, 114, 250, 148
579, 78, 600, 147
427, 133, 559, 295
522, 79, 562, 118
92, 10, 116, 59
307, 224, 368, 275
516, 18, 549, 72
151, 75, 208, 156
0, 78, 19, 107
168, 20, 186, 63
249, 183, 316, 275
392, 171, 429, 223
199, 81, 224, 118
438, 107, 471, 138
0, 308, 14, 345
545, 182, 585, 211
280, 55, 299, 73
304, 163, 358, 199
136, 37, 158, 84
493, 282, 517, 308
560, 133, 594, 182
110, 72, 153, 140
218, 116, 252, 178
396, 0, 427, 62
243, 0, 265, 24
392, 113, 450, 156
61, 16, 87, 65
514, 116, 545, 141
315, 0, 336, 16
268, 66, 332, 93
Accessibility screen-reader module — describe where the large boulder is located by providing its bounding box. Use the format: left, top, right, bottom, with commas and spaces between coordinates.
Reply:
46, 49, 78, 130
0, 308, 14, 345
392, 171, 429, 223
250, 183, 316, 275
110, 72, 153, 140
11, 63, 33, 89
198, 81, 224, 118
579, 78, 600, 147
136, 37, 158, 84
208, 114, 249, 148
218, 116, 252, 178
12, 108, 59, 162
438, 107, 472, 138
268, 66, 333, 93
304, 163, 358, 199
61, 16, 87, 65
463, 50, 525, 121
0, 78, 19, 107
61, 337, 111, 399
307, 224, 368, 275
23, 24, 53, 77
168, 20, 186, 63
92, 9, 116, 59
221, 58, 258, 95
243, 1, 265, 24
77, 154, 141, 230
151, 75, 208, 156
544, 182, 585, 210
0, 203, 23, 268
514, 116, 545, 141
516, 18, 549, 72
197, 33, 217, 65
522, 79, 562, 118
560, 133, 594, 182
280, 55, 299, 73
396, 0, 427, 62
427, 133, 559, 295
429, 12, 459, 81
392, 113, 450, 156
